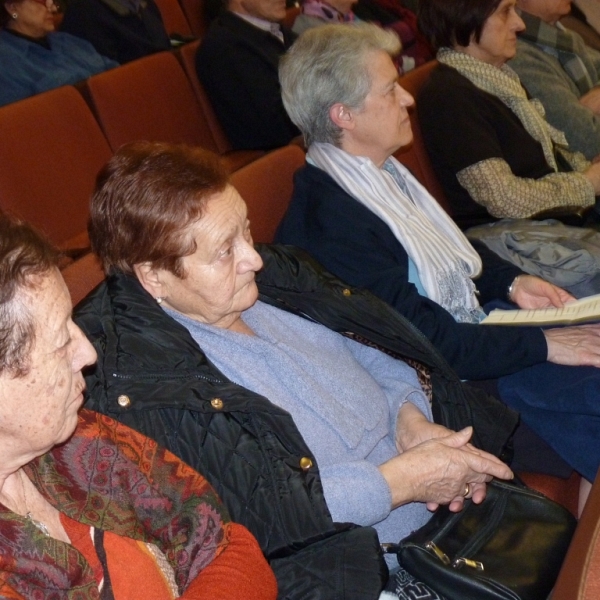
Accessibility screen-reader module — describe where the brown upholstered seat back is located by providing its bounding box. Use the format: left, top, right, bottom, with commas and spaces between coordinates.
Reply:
154, 0, 193, 36
394, 60, 451, 214
86, 51, 219, 153
230, 145, 306, 243
62, 252, 105, 306
553, 467, 600, 599
0, 86, 111, 250
87, 49, 263, 172
178, 0, 208, 36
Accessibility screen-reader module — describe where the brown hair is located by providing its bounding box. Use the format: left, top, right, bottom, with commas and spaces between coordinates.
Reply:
0, 214, 59, 377
89, 142, 229, 276
418, 0, 502, 50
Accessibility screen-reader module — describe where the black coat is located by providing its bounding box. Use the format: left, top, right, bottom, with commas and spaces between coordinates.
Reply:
75, 245, 518, 599
195, 11, 299, 150
275, 164, 548, 380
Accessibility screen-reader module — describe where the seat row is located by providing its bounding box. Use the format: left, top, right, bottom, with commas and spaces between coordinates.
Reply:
150, 0, 207, 38
0, 41, 263, 254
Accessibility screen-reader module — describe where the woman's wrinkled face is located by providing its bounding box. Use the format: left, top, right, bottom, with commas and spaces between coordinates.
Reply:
153, 186, 264, 330
346, 50, 414, 167
462, 0, 525, 67
5, 0, 56, 38
0, 270, 97, 462
517, 0, 572, 25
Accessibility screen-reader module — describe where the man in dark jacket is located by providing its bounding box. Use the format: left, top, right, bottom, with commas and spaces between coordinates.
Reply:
75, 244, 516, 600
195, 0, 299, 150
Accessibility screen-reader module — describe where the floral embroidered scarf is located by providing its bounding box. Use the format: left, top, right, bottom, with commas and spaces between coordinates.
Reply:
0, 410, 231, 599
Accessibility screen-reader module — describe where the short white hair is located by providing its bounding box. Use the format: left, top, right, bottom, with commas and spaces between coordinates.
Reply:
279, 23, 401, 146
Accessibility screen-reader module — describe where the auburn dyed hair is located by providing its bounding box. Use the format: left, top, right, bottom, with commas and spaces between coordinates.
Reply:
89, 141, 229, 277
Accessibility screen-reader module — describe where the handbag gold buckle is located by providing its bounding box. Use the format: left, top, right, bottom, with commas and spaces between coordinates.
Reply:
453, 557, 485, 571
425, 541, 450, 565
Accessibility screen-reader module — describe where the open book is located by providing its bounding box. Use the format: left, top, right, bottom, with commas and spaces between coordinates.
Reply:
481, 293, 600, 326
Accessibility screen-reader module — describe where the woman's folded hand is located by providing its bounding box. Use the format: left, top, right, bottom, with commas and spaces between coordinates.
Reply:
379, 427, 513, 511
394, 402, 451, 452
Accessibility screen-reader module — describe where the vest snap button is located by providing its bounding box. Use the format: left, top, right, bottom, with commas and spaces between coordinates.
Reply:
342, 288, 352, 297
300, 457, 313, 471
117, 394, 131, 408
211, 398, 224, 410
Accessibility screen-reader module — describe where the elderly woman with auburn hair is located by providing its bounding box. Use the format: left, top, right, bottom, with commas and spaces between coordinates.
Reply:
74, 140, 514, 596
0, 215, 277, 599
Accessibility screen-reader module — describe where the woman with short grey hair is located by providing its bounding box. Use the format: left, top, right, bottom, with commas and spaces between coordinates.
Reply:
276, 22, 600, 515
281, 23, 399, 146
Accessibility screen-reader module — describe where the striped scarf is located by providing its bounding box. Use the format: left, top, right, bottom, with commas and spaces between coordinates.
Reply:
307, 143, 484, 323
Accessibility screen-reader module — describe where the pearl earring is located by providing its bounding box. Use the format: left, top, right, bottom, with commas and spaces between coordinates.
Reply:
156, 297, 164, 305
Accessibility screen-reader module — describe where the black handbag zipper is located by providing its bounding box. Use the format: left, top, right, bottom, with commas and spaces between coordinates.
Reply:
453, 490, 507, 568
424, 487, 508, 572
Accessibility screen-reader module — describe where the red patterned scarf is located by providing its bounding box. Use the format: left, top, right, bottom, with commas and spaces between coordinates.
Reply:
0, 410, 231, 599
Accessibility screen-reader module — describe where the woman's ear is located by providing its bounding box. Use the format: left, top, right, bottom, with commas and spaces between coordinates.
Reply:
329, 103, 355, 131
133, 262, 166, 299
4, 1, 18, 16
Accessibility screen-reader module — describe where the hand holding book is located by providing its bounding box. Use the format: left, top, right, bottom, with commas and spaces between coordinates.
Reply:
482, 293, 600, 326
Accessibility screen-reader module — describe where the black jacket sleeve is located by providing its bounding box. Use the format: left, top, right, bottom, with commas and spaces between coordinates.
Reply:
275, 164, 548, 380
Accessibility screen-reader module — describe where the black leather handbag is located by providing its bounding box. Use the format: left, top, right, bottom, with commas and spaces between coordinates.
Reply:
386, 479, 577, 600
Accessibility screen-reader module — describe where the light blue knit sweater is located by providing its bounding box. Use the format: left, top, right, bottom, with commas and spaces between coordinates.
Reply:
166, 301, 432, 555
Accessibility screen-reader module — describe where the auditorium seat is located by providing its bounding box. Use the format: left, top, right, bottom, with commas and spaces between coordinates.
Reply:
154, 0, 193, 36
520, 471, 579, 517
553, 467, 600, 599
62, 252, 105, 306
282, 4, 300, 29
178, 0, 208, 36
0, 85, 111, 251
394, 60, 451, 213
231, 144, 306, 243
85, 51, 262, 172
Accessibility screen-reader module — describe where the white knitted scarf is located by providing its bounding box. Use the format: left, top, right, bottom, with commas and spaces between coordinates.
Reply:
308, 143, 485, 323
438, 47, 569, 171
